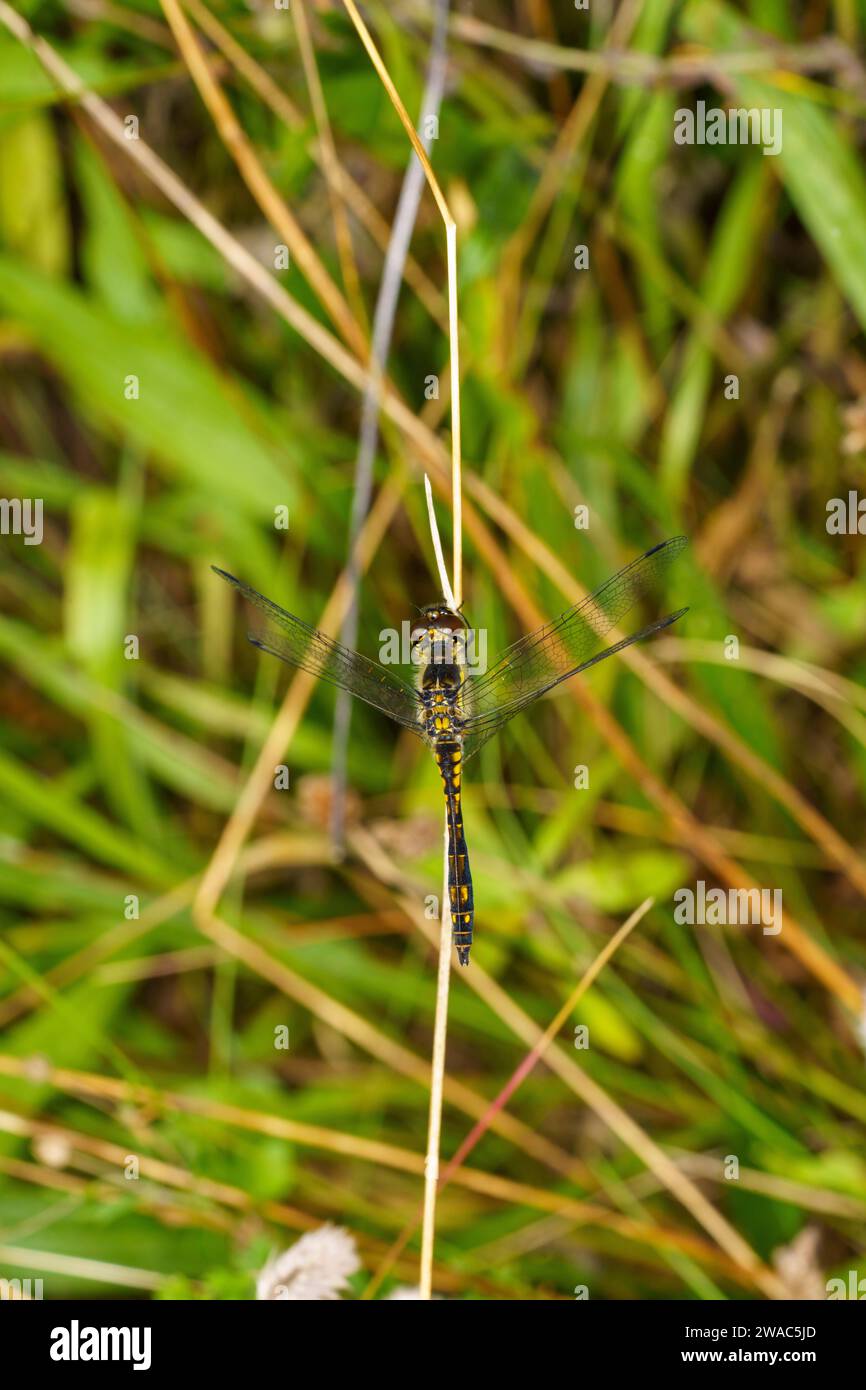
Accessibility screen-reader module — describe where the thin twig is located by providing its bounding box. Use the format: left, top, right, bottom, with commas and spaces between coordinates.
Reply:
424, 474, 457, 608
364, 897, 653, 1298
420, 833, 453, 1299
341, 0, 461, 1301
181, 0, 447, 327
374, 856, 787, 1300
401, 2, 865, 86
441, 899, 653, 1179
446, 220, 462, 603
291, 0, 367, 330
0, 1055, 776, 1290
342, 0, 462, 604
159, 0, 368, 359
0, 1244, 164, 1291
330, 0, 450, 849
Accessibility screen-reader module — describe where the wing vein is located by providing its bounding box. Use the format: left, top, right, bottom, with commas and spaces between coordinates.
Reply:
213, 568, 425, 736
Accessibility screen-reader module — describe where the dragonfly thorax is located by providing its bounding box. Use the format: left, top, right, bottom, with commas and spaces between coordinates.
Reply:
415, 606, 468, 742
410, 602, 467, 646
410, 604, 469, 674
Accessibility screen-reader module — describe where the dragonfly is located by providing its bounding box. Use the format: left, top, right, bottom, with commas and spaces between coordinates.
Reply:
214, 535, 688, 967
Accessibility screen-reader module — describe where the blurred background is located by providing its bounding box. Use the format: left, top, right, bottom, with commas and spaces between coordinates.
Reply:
0, 0, 865, 1300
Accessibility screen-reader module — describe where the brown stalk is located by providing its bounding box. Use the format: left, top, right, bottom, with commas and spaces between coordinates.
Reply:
0, 1056, 780, 1291
291, 0, 368, 331
193, 906, 583, 1179
347, 827, 786, 1300
499, 0, 643, 332
182, 0, 447, 329
158, 0, 368, 361
363, 897, 652, 1297
339, 0, 464, 1300
409, 5, 864, 88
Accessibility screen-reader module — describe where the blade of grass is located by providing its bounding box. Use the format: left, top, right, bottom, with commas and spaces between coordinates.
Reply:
158, 0, 368, 361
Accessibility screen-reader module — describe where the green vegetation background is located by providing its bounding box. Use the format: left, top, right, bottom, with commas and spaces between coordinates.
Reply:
0, 0, 864, 1300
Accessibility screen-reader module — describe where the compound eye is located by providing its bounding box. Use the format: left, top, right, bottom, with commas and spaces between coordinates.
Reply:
439, 611, 467, 632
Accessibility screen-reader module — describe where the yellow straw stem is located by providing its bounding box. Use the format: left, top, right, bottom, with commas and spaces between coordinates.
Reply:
342, 0, 462, 606
342, 0, 462, 1301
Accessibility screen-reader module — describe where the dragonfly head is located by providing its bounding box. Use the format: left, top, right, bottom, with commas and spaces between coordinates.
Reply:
410, 605, 468, 660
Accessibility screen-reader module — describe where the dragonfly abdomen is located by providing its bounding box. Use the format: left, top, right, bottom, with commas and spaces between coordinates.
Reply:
434, 739, 474, 966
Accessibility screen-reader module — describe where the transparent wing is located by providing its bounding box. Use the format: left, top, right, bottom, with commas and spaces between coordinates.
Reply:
214, 568, 425, 737
461, 537, 688, 758
461, 607, 687, 761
